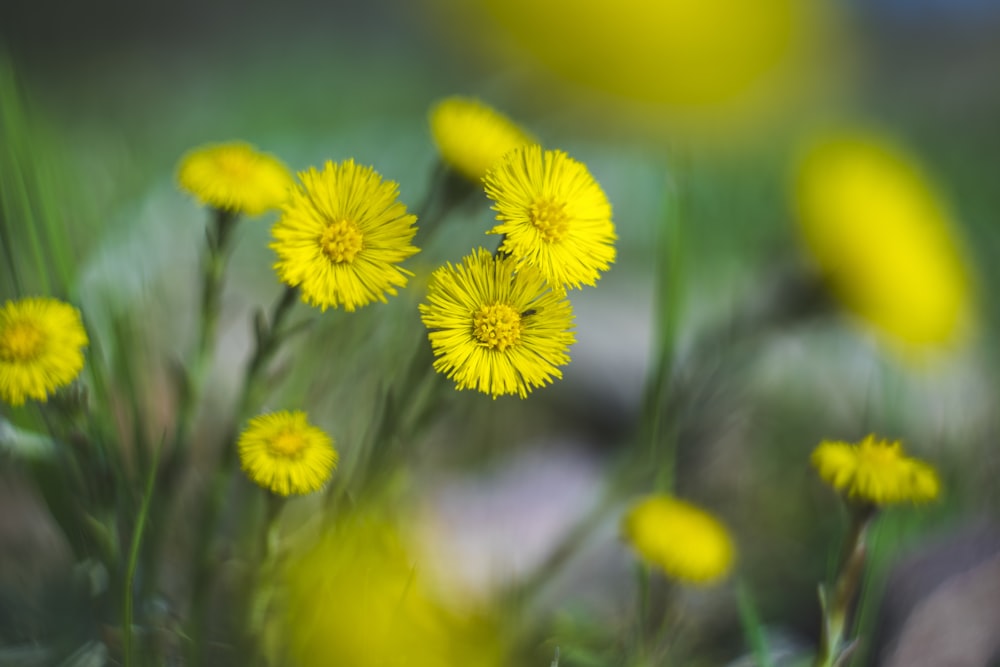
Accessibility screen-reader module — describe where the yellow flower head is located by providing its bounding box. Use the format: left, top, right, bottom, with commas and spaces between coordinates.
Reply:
621, 495, 735, 585
484, 145, 616, 290
0, 297, 88, 406
280, 513, 507, 667
793, 130, 973, 347
271, 160, 420, 312
429, 96, 536, 183
238, 411, 338, 496
177, 141, 293, 215
419, 248, 575, 399
811, 435, 940, 506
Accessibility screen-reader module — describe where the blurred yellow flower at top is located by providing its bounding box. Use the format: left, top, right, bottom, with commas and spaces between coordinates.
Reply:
621, 494, 735, 586
430, 96, 535, 183
0, 297, 88, 406
812, 435, 940, 506
279, 513, 507, 667
238, 411, 338, 496
433, 0, 828, 126
177, 141, 293, 215
793, 130, 973, 347
484, 145, 616, 290
271, 160, 420, 312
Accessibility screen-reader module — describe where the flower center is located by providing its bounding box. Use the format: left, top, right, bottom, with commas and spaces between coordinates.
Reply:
473, 303, 523, 351
0, 321, 45, 362
529, 198, 570, 243
268, 430, 307, 459
216, 150, 254, 180
320, 218, 365, 263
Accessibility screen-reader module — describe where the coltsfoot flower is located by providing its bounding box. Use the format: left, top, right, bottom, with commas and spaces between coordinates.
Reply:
419, 248, 574, 398
811, 434, 940, 505
429, 96, 535, 183
484, 145, 616, 290
622, 494, 735, 585
793, 130, 972, 347
238, 411, 338, 496
177, 141, 293, 215
280, 513, 508, 667
0, 297, 88, 406
271, 160, 420, 312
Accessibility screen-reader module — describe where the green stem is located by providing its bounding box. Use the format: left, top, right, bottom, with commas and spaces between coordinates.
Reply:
186, 284, 298, 666
814, 504, 876, 667
123, 438, 162, 667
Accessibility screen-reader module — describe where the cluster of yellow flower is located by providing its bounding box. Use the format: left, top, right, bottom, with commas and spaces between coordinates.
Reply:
168, 96, 617, 496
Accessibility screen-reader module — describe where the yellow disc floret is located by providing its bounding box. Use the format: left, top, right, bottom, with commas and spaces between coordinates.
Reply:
0, 297, 88, 406
238, 411, 338, 496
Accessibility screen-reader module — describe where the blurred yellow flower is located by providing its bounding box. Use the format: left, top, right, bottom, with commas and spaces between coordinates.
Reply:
177, 141, 293, 215
280, 513, 507, 667
430, 96, 535, 183
271, 160, 420, 312
238, 411, 337, 496
621, 495, 735, 585
793, 130, 973, 347
485, 145, 615, 290
419, 248, 574, 398
0, 297, 88, 406
811, 435, 940, 506
428, 0, 833, 133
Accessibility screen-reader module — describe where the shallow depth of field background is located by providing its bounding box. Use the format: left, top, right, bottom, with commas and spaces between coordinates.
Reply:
2, 1, 1000, 665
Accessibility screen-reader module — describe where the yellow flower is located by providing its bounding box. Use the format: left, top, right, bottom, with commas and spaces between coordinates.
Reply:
429, 0, 832, 133
419, 248, 574, 399
793, 130, 973, 347
238, 411, 337, 496
177, 141, 293, 215
0, 297, 88, 406
621, 494, 735, 585
279, 513, 507, 667
484, 145, 616, 290
271, 160, 420, 312
811, 435, 940, 505
429, 96, 536, 183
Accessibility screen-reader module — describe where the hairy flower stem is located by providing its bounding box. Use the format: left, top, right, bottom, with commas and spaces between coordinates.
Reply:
186, 285, 297, 667
814, 504, 876, 667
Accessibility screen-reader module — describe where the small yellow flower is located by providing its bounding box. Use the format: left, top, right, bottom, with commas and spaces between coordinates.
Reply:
419, 248, 574, 398
271, 160, 420, 312
177, 141, 293, 215
793, 130, 973, 347
0, 297, 88, 406
621, 494, 735, 585
429, 96, 536, 183
238, 411, 337, 496
811, 435, 940, 505
484, 145, 616, 290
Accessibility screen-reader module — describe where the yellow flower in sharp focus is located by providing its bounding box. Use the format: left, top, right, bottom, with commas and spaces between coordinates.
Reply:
271, 160, 420, 312
793, 130, 973, 347
429, 96, 536, 183
0, 297, 88, 406
419, 248, 575, 399
238, 411, 338, 496
621, 495, 735, 585
280, 513, 508, 667
811, 435, 940, 505
485, 145, 616, 290
177, 141, 293, 215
